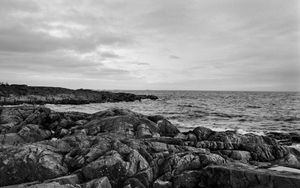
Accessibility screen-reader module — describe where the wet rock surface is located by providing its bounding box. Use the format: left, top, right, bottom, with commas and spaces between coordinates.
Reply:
0, 105, 299, 187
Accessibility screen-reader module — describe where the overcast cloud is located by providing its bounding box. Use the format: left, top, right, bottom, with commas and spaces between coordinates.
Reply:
0, 0, 299, 91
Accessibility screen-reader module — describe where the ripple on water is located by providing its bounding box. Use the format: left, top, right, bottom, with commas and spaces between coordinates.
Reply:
46, 90, 300, 135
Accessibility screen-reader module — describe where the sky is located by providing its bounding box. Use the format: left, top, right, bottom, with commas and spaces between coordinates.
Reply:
0, 0, 299, 91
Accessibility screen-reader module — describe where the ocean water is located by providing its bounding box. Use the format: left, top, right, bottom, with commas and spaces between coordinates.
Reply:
46, 90, 300, 135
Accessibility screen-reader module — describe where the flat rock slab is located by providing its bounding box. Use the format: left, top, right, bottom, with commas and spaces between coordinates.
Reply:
201, 165, 300, 188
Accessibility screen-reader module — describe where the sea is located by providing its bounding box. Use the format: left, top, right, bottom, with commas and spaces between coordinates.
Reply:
46, 90, 300, 135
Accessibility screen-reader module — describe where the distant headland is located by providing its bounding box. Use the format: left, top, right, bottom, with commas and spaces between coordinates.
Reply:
0, 83, 158, 105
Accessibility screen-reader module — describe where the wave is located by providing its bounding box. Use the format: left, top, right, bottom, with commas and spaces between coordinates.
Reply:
173, 122, 265, 136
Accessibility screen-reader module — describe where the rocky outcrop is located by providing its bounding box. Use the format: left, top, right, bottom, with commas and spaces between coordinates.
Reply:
200, 164, 300, 188
0, 84, 158, 105
267, 131, 300, 145
0, 105, 299, 187
0, 144, 68, 186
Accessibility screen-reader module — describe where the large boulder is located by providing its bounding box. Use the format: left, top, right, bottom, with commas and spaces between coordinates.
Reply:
81, 150, 129, 187
45, 174, 80, 185
160, 152, 225, 176
157, 119, 180, 137
267, 132, 300, 145
147, 115, 165, 123
84, 108, 159, 138
3, 182, 77, 188
200, 165, 300, 188
172, 170, 202, 188
193, 126, 214, 141
83, 177, 112, 188
81, 147, 151, 188
275, 153, 300, 169
0, 133, 25, 145
18, 124, 51, 143
0, 144, 68, 186
219, 150, 251, 162
194, 127, 289, 162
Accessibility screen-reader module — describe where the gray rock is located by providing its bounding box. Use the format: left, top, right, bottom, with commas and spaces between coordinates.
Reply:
0, 144, 68, 186
147, 115, 165, 123
200, 164, 300, 188
157, 119, 180, 137
82, 150, 129, 187
83, 177, 112, 188
18, 124, 51, 143
193, 127, 214, 141
0, 133, 25, 145
137, 124, 153, 138
153, 179, 172, 188
45, 174, 80, 185
220, 150, 251, 162
173, 170, 202, 188
160, 152, 225, 176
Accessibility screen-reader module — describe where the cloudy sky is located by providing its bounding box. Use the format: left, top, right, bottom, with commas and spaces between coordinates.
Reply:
0, 0, 299, 91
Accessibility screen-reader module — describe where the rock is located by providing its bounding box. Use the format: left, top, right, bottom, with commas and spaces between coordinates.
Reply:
289, 146, 300, 157
150, 142, 168, 152
147, 115, 165, 123
200, 165, 300, 188
196, 130, 289, 162
173, 170, 202, 188
267, 132, 293, 145
7, 182, 77, 188
1, 105, 299, 188
196, 140, 232, 150
0, 181, 41, 188
267, 132, 300, 145
0, 133, 25, 145
220, 150, 251, 162
82, 150, 128, 187
18, 107, 52, 127
193, 127, 214, 141
27, 182, 76, 188
290, 132, 300, 143
127, 150, 150, 177
75, 119, 88, 126
0, 144, 68, 186
241, 143, 289, 162
160, 152, 225, 176
45, 174, 80, 185
157, 119, 180, 137
144, 137, 184, 146
186, 132, 197, 143
153, 179, 172, 188
91, 108, 143, 119
0, 106, 36, 126
174, 133, 188, 140
137, 124, 153, 138
124, 178, 145, 188
59, 128, 69, 137
18, 124, 51, 143
275, 153, 300, 169
134, 169, 153, 188
85, 109, 159, 137
0, 84, 158, 105
83, 177, 112, 188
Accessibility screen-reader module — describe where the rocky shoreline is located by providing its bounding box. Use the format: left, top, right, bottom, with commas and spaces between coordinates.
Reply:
0, 105, 300, 188
0, 84, 158, 105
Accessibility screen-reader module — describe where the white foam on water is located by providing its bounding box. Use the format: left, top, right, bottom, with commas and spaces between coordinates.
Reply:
44, 90, 300, 137
235, 128, 265, 136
